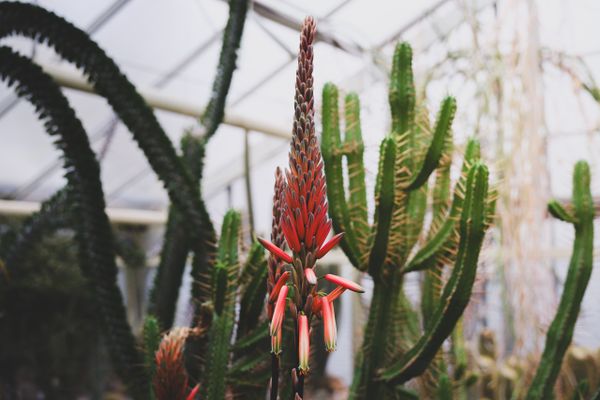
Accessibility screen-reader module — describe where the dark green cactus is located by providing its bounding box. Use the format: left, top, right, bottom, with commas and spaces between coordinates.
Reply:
149, 0, 249, 329
143, 316, 161, 400
0, 3, 214, 248
0, 46, 148, 398
321, 42, 493, 399
526, 161, 595, 400
205, 210, 242, 399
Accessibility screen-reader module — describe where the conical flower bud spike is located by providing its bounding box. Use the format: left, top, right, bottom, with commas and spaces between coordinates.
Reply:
322, 298, 337, 351
258, 237, 293, 264
269, 271, 291, 303
270, 285, 288, 336
324, 273, 365, 293
298, 314, 310, 374
325, 286, 346, 303
304, 267, 317, 285
186, 384, 200, 400
316, 232, 344, 259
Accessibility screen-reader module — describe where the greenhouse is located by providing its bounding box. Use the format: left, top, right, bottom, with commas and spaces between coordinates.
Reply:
0, 0, 598, 399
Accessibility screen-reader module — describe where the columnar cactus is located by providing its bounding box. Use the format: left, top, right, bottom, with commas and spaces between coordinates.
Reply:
321, 42, 494, 398
526, 161, 595, 399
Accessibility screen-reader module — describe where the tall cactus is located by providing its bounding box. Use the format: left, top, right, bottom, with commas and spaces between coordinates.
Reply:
0, 46, 148, 398
526, 161, 595, 399
321, 42, 494, 398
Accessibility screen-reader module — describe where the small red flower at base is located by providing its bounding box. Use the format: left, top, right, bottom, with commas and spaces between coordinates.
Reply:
298, 314, 310, 375
324, 274, 365, 293
258, 237, 293, 264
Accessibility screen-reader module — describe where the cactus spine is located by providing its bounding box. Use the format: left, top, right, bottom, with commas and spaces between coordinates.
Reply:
526, 161, 595, 399
321, 42, 494, 398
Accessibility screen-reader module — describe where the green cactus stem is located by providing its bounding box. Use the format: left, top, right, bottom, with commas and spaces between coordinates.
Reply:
526, 161, 595, 400
381, 162, 489, 384
205, 210, 242, 400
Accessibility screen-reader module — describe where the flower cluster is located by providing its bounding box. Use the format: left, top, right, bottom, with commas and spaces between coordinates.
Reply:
259, 16, 364, 378
153, 328, 200, 400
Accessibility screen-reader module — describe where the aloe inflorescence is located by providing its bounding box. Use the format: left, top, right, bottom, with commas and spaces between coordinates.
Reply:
258, 17, 364, 399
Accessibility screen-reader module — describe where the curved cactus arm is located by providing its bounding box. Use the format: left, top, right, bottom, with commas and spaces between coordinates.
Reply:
205, 210, 242, 400
403, 97, 457, 191
547, 199, 577, 223
0, 46, 148, 398
404, 138, 481, 273
526, 161, 594, 400
321, 82, 363, 268
200, 0, 249, 140
344, 92, 370, 250
368, 137, 397, 277
381, 162, 489, 384
0, 2, 213, 245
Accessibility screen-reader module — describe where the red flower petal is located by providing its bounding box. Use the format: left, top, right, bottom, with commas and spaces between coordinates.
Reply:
186, 384, 200, 400
258, 237, 293, 263
316, 232, 344, 259
324, 273, 365, 293
269, 271, 291, 303
270, 285, 289, 336
325, 286, 346, 303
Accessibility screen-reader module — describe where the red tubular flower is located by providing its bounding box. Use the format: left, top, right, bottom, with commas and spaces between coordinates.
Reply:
258, 237, 293, 264
269, 271, 290, 303
270, 285, 288, 337
316, 232, 344, 259
325, 286, 345, 303
322, 298, 337, 352
324, 273, 365, 293
186, 384, 200, 400
298, 314, 310, 374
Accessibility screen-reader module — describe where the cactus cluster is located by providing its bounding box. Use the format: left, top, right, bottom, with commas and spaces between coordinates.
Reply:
0, 1, 597, 399
321, 42, 495, 398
